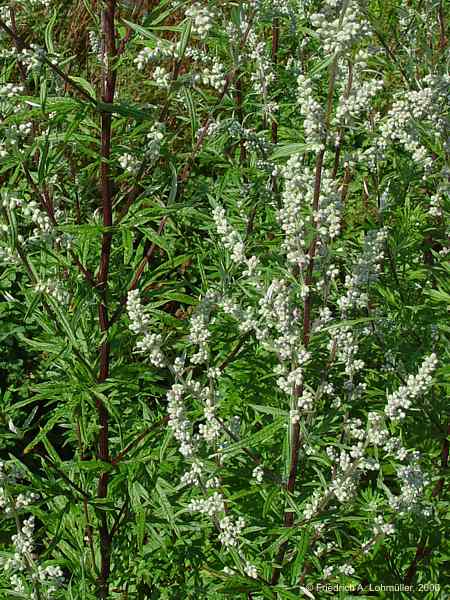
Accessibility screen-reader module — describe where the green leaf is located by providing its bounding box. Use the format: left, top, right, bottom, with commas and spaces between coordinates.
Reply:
23, 406, 66, 454
44, 10, 57, 54
270, 143, 312, 160
69, 76, 97, 100
138, 226, 171, 254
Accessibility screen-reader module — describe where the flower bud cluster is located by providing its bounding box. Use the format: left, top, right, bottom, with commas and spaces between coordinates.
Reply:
329, 326, 364, 379
296, 75, 325, 152
134, 41, 173, 70
314, 171, 342, 240
126, 290, 165, 367
385, 353, 438, 420
337, 228, 387, 314
15, 44, 47, 72
88, 31, 101, 57
311, 0, 371, 56
118, 152, 140, 174
196, 58, 226, 91
213, 205, 246, 265
377, 75, 450, 171
186, 4, 215, 39
389, 458, 430, 516
152, 65, 171, 88
0, 463, 64, 598
247, 31, 276, 110
334, 52, 384, 125
35, 279, 69, 304
146, 123, 165, 162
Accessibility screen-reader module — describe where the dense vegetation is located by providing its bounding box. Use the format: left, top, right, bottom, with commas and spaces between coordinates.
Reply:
0, 0, 449, 598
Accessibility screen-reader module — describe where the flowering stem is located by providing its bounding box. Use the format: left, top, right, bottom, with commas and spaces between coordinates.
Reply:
404, 420, 449, 584
271, 1, 351, 582
271, 16, 279, 145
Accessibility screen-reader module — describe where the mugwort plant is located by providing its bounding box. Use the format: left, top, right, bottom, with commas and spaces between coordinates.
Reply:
0, 0, 448, 598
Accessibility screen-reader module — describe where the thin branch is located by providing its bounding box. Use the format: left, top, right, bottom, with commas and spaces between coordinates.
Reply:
0, 17, 97, 104
111, 416, 169, 466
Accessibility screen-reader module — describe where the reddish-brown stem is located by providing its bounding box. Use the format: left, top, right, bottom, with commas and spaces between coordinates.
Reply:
96, 1, 117, 597
8, 8, 28, 83
437, 0, 447, 49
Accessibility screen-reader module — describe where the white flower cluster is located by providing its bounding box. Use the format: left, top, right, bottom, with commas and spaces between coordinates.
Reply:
20, 199, 52, 240
296, 75, 325, 152
21, 0, 52, 7
88, 31, 101, 57
314, 170, 342, 240
334, 52, 384, 125
0, 85, 24, 119
199, 390, 221, 443
247, 31, 276, 108
134, 41, 173, 70
0, 82, 24, 100
372, 515, 395, 537
311, 0, 371, 56
0, 463, 64, 598
278, 156, 310, 267
15, 44, 47, 73
339, 563, 355, 576
377, 75, 450, 171
35, 279, 69, 304
337, 228, 388, 314
126, 290, 165, 367
218, 515, 246, 547
213, 205, 261, 282
279, 159, 341, 267
186, 4, 215, 39
389, 458, 429, 516
188, 490, 248, 547
0, 463, 39, 516
329, 326, 364, 379
366, 412, 389, 446
385, 353, 438, 420
119, 152, 140, 174
197, 58, 227, 91
146, 123, 164, 162
244, 0, 290, 16
0, 120, 34, 158
252, 465, 264, 483
428, 194, 443, 218
180, 460, 203, 486
152, 65, 171, 88
119, 124, 164, 174
258, 280, 298, 358
188, 311, 211, 364
2, 515, 65, 598
167, 383, 194, 457
213, 205, 246, 264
